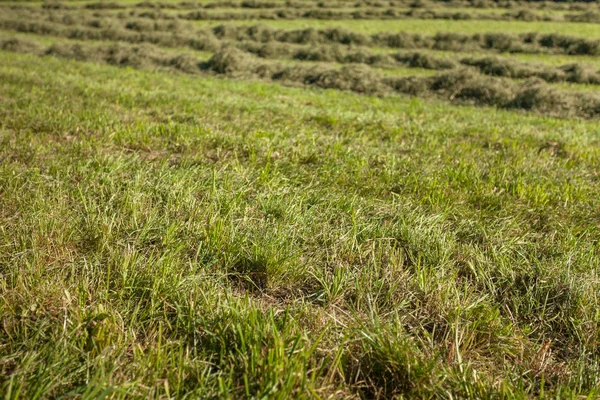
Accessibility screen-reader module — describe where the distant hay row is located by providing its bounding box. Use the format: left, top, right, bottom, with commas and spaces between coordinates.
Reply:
178, 8, 600, 22
39, 0, 600, 14
211, 24, 600, 56
26, 1, 600, 23
2, 8, 599, 86
2, 8, 600, 57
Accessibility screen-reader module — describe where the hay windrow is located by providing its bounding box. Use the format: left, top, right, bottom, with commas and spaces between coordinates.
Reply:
22, 0, 600, 15
213, 24, 600, 56
178, 7, 568, 21
231, 39, 600, 85
2, 8, 599, 88
0, 38, 203, 74
38, 0, 600, 21
2, 4, 599, 57
6, 2, 600, 26
2, 36, 598, 120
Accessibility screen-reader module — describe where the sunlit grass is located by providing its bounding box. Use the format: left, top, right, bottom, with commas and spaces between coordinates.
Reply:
1, 50, 600, 398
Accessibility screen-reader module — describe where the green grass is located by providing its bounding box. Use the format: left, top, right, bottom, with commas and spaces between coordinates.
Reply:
2, 49, 600, 398
189, 18, 600, 37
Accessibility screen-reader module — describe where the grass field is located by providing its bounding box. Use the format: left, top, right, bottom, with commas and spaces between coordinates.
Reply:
1, 0, 600, 398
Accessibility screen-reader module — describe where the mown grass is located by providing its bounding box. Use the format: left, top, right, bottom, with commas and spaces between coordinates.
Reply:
0, 29, 215, 59
188, 18, 600, 37
509, 52, 600, 67
2, 48, 600, 398
3, 5, 599, 59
